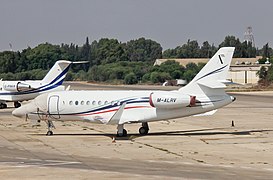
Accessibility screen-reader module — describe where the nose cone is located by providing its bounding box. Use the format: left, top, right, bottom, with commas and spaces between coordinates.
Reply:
12, 105, 27, 118
12, 102, 37, 118
12, 93, 48, 119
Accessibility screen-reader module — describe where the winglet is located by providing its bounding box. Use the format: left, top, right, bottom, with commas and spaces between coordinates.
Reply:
65, 85, 71, 91
107, 102, 126, 125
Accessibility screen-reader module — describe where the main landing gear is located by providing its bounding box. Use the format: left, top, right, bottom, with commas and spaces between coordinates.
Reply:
46, 120, 55, 136
0, 103, 7, 109
14, 101, 21, 108
139, 122, 149, 135
116, 122, 150, 137
117, 124, 127, 137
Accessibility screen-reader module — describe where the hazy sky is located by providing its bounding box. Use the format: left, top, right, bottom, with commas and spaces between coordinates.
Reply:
1, 0, 272, 51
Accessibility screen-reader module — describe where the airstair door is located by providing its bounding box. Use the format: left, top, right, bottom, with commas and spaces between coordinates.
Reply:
48, 95, 60, 119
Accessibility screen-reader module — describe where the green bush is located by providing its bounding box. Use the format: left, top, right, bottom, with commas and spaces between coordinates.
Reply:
124, 73, 138, 84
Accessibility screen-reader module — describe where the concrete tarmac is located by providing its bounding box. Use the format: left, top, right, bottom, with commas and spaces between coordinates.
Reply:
1, 82, 273, 179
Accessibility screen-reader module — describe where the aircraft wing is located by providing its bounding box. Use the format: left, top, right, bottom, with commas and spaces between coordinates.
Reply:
193, 109, 218, 117
107, 102, 126, 125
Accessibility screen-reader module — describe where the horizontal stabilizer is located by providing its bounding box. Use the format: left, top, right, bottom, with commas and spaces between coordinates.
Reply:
107, 102, 126, 125
65, 85, 70, 91
193, 109, 217, 117
72, 61, 89, 64
198, 81, 226, 89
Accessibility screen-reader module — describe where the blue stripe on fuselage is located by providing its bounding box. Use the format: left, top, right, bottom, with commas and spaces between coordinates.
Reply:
64, 97, 150, 115
0, 64, 70, 96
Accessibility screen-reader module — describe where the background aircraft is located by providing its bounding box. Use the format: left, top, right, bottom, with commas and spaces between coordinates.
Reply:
0, 60, 73, 108
13, 47, 235, 136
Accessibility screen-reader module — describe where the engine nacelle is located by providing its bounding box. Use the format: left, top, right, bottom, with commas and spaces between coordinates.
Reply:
149, 92, 195, 109
3, 81, 32, 92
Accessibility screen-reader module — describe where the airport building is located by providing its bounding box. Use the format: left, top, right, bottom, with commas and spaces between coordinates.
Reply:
154, 56, 270, 85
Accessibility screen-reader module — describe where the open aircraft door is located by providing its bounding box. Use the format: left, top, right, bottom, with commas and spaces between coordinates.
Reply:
48, 95, 60, 119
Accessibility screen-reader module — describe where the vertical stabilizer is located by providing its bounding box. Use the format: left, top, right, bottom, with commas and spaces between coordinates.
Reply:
179, 47, 235, 95
41, 60, 72, 85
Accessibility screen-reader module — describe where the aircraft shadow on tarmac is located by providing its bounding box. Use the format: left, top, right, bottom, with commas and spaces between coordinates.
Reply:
31, 128, 273, 141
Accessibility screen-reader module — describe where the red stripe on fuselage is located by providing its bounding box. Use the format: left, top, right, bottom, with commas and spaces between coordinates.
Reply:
76, 106, 151, 116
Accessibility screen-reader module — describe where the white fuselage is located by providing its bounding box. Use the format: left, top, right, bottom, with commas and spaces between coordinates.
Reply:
0, 80, 64, 102
25, 90, 234, 125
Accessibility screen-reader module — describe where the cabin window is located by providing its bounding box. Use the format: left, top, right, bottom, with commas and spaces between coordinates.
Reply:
69, 101, 73, 105
86, 101, 90, 105
98, 101, 102, 105
81, 101, 84, 105
75, 101, 79, 105
92, 101, 96, 105
104, 101, 108, 105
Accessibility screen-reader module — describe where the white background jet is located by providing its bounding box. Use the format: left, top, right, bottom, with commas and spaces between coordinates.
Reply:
0, 60, 73, 108
13, 47, 236, 137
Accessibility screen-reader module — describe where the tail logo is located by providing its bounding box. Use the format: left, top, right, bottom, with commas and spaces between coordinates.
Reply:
218, 54, 225, 64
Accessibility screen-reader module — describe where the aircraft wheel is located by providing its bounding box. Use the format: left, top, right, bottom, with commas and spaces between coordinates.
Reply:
0, 103, 7, 109
139, 127, 149, 135
14, 102, 21, 108
117, 129, 127, 137
46, 131, 53, 136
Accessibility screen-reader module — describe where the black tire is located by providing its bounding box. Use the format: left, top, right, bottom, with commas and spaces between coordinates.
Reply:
46, 131, 53, 136
0, 103, 7, 109
123, 129, 127, 137
117, 129, 128, 137
14, 102, 21, 108
139, 127, 148, 135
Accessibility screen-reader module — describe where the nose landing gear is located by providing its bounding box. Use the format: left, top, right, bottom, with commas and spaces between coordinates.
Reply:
46, 120, 55, 136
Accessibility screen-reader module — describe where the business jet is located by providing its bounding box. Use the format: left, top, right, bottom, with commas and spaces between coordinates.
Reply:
0, 60, 78, 109
13, 47, 236, 137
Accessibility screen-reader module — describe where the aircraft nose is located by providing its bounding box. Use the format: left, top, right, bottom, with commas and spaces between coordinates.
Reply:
12, 106, 27, 118
12, 102, 38, 118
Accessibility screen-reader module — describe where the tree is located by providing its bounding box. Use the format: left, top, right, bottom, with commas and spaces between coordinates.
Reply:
125, 37, 162, 62
124, 72, 138, 84
262, 43, 270, 58
257, 66, 266, 79
150, 72, 171, 83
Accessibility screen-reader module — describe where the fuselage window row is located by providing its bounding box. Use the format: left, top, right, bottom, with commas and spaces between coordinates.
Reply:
67, 100, 120, 106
